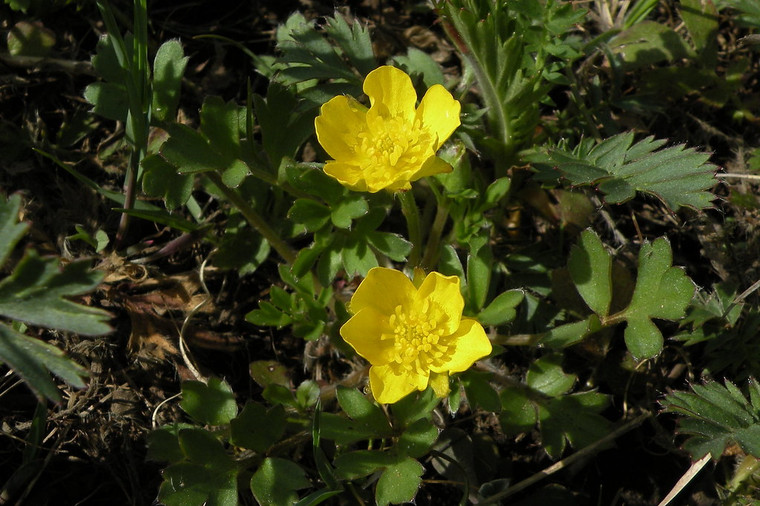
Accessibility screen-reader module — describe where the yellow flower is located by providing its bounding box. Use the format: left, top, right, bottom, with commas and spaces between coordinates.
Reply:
314, 66, 461, 193
340, 267, 492, 404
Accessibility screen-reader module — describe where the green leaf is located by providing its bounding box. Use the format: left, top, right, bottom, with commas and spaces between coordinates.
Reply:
180, 377, 238, 425
83, 82, 129, 122
147, 423, 195, 463
538, 391, 611, 459
334, 450, 399, 480
397, 418, 439, 458
526, 354, 576, 397
0, 251, 111, 335
621, 238, 695, 359
330, 196, 368, 229
375, 457, 423, 506
538, 316, 602, 349
7, 21, 55, 57
499, 387, 537, 436
230, 402, 286, 452
152, 40, 188, 122
251, 458, 311, 506
663, 380, 760, 460
342, 234, 377, 278
609, 21, 693, 69
336, 386, 392, 434
366, 231, 412, 262
541, 132, 716, 211
141, 153, 193, 209
0, 323, 88, 402
478, 289, 524, 325
324, 13, 376, 76
289, 199, 332, 232
466, 233, 493, 312
0, 194, 29, 266
392, 47, 445, 88
461, 370, 502, 412
568, 229, 612, 316
159, 429, 238, 506
161, 123, 224, 173
391, 387, 440, 428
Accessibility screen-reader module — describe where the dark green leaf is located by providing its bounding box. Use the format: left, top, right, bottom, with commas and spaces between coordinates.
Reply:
334, 450, 398, 480
250, 458, 311, 506
152, 40, 188, 122
375, 457, 423, 506
0, 251, 111, 335
0, 194, 28, 266
568, 229, 612, 317
231, 402, 286, 452
180, 378, 238, 425
478, 289, 524, 325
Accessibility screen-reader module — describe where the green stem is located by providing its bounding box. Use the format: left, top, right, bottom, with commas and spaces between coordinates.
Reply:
206, 171, 297, 264
420, 201, 449, 271
398, 190, 422, 268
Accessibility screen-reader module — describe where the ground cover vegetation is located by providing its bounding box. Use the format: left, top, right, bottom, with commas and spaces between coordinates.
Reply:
4, 0, 760, 504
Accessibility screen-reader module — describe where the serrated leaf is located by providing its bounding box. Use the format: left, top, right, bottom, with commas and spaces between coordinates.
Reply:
538, 391, 611, 459
622, 238, 695, 359
568, 229, 612, 316
0, 194, 28, 266
0, 323, 88, 402
324, 13, 376, 76
375, 457, 423, 506
180, 378, 238, 425
545, 132, 716, 211
0, 251, 111, 335
392, 47, 445, 88
663, 380, 760, 460
152, 39, 188, 122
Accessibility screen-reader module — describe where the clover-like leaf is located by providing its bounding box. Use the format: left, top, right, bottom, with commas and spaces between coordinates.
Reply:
621, 238, 695, 359
250, 458, 311, 506
568, 229, 612, 317
375, 457, 424, 506
180, 377, 238, 426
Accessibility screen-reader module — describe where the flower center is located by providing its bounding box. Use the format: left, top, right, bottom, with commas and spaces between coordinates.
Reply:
356, 115, 432, 181
386, 300, 449, 373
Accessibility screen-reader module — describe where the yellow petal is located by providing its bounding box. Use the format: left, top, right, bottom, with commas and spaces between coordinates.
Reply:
416, 84, 461, 150
411, 155, 453, 181
340, 307, 395, 365
369, 364, 428, 404
323, 161, 369, 192
363, 66, 417, 122
415, 271, 463, 334
432, 318, 492, 374
429, 371, 450, 399
350, 267, 415, 316
315, 96, 368, 161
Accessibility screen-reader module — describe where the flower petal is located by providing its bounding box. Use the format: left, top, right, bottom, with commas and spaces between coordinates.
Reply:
369, 364, 428, 404
363, 66, 417, 121
323, 161, 369, 192
416, 84, 461, 150
431, 318, 491, 374
315, 96, 368, 161
340, 307, 395, 365
415, 271, 464, 334
350, 267, 415, 316
410, 155, 453, 181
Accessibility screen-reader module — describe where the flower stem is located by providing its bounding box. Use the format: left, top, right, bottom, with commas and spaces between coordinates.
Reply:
398, 190, 422, 268
206, 171, 297, 265
421, 202, 449, 271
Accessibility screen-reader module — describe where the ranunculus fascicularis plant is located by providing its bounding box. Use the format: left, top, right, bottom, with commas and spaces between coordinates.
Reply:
340, 267, 492, 404
314, 65, 461, 193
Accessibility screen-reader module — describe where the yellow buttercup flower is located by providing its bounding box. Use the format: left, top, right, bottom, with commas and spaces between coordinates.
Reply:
340, 267, 492, 404
314, 66, 461, 193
